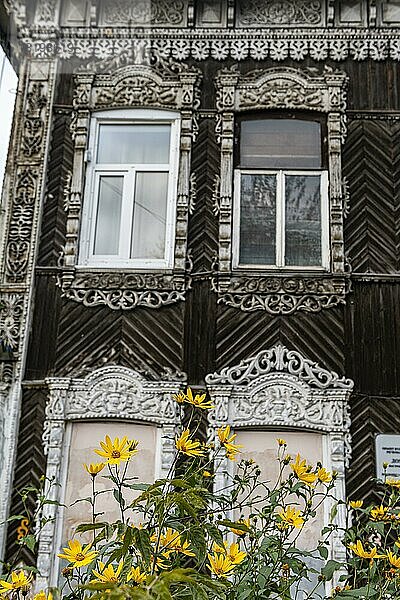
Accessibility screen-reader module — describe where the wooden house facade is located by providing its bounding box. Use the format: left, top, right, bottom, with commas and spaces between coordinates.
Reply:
0, 0, 400, 578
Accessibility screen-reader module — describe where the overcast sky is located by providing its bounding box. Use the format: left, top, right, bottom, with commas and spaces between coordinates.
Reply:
0, 48, 18, 192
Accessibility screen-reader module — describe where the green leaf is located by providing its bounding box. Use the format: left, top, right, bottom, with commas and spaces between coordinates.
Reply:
318, 545, 329, 560
321, 559, 342, 581
133, 527, 152, 564
21, 534, 36, 552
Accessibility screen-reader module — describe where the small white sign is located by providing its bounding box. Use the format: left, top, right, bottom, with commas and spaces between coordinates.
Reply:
375, 434, 400, 480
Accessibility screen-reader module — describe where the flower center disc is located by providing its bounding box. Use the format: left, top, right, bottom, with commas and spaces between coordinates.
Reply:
112, 450, 121, 458
76, 553, 85, 561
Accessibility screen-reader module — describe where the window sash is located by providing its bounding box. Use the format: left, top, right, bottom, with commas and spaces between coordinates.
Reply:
79, 111, 180, 269
233, 169, 329, 270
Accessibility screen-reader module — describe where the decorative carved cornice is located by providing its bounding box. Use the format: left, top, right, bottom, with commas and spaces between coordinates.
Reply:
18, 30, 400, 63
205, 344, 353, 388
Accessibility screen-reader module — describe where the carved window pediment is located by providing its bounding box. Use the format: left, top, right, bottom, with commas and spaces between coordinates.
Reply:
205, 344, 353, 571
60, 63, 201, 311
213, 66, 349, 315
37, 366, 184, 590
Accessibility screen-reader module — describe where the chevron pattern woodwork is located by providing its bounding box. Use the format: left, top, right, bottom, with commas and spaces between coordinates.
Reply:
347, 394, 400, 505
343, 119, 400, 273
189, 118, 220, 273
54, 299, 185, 377
5, 388, 47, 566
38, 111, 74, 267
216, 304, 345, 375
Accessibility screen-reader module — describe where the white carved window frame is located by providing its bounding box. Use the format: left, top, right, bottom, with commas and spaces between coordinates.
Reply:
36, 366, 183, 591
79, 108, 181, 269
205, 344, 353, 570
61, 63, 201, 310
213, 67, 350, 315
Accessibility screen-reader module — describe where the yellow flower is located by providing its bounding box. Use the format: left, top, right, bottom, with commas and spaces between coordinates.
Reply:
290, 454, 317, 486
207, 553, 235, 578
348, 540, 384, 560
175, 429, 204, 457
203, 470, 214, 478
277, 438, 286, 446
84, 462, 105, 476
370, 505, 389, 521
94, 435, 138, 465
387, 552, 400, 568
225, 543, 246, 565
349, 500, 363, 509
278, 506, 304, 529
172, 391, 186, 404
217, 425, 243, 460
386, 479, 400, 489
0, 571, 33, 594
185, 387, 214, 410
157, 528, 195, 557
127, 567, 147, 585
230, 519, 251, 537
91, 560, 124, 584
34, 592, 53, 600
317, 467, 332, 483
58, 539, 98, 568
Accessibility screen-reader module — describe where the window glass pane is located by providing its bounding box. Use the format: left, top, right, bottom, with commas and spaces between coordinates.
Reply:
131, 172, 168, 260
285, 175, 322, 266
240, 119, 321, 168
93, 175, 123, 255
239, 174, 276, 265
97, 124, 171, 164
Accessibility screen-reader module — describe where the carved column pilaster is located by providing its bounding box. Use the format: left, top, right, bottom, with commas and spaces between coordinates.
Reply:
0, 57, 58, 559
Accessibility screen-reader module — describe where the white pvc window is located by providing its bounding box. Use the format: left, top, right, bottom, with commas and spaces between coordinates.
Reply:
233, 119, 329, 270
79, 109, 180, 269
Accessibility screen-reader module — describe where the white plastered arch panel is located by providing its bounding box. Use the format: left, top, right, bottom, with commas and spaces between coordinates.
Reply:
205, 344, 353, 565
36, 366, 183, 590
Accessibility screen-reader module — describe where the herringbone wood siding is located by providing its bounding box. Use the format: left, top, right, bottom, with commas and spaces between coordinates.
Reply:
343, 119, 400, 272
5, 388, 47, 565
347, 394, 400, 504
216, 305, 345, 374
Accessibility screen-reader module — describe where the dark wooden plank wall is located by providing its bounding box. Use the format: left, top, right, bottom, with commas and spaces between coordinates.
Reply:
6, 57, 400, 560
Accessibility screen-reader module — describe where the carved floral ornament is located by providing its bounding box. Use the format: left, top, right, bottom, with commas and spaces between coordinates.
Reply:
36, 366, 184, 590
60, 62, 201, 311
205, 344, 353, 564
212, 65, 349, 315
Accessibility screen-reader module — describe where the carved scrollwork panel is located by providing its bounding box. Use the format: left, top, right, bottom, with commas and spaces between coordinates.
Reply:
236, 0, 325, 27
205, 344, 353, 389
99, 0, 188, 27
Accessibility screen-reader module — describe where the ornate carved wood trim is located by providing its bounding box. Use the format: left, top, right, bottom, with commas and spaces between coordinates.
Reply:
0, 58, 57, 559
59, 61, 201, 310
36, 366, 183, 590
205, 344, 353, 568
212, 65, 349, 314
19, 29, 400, 63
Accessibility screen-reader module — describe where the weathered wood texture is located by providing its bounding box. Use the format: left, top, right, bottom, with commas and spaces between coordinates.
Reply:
5, 387, 47, 565
343, 119, 400, 273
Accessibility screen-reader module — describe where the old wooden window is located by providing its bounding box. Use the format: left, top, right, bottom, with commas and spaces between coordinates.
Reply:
233, 117, 329, 270
79, 109, 180, 269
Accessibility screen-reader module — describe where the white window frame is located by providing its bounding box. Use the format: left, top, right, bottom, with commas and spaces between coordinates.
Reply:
233, 168, 329, 271
79, 109, 181, 270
